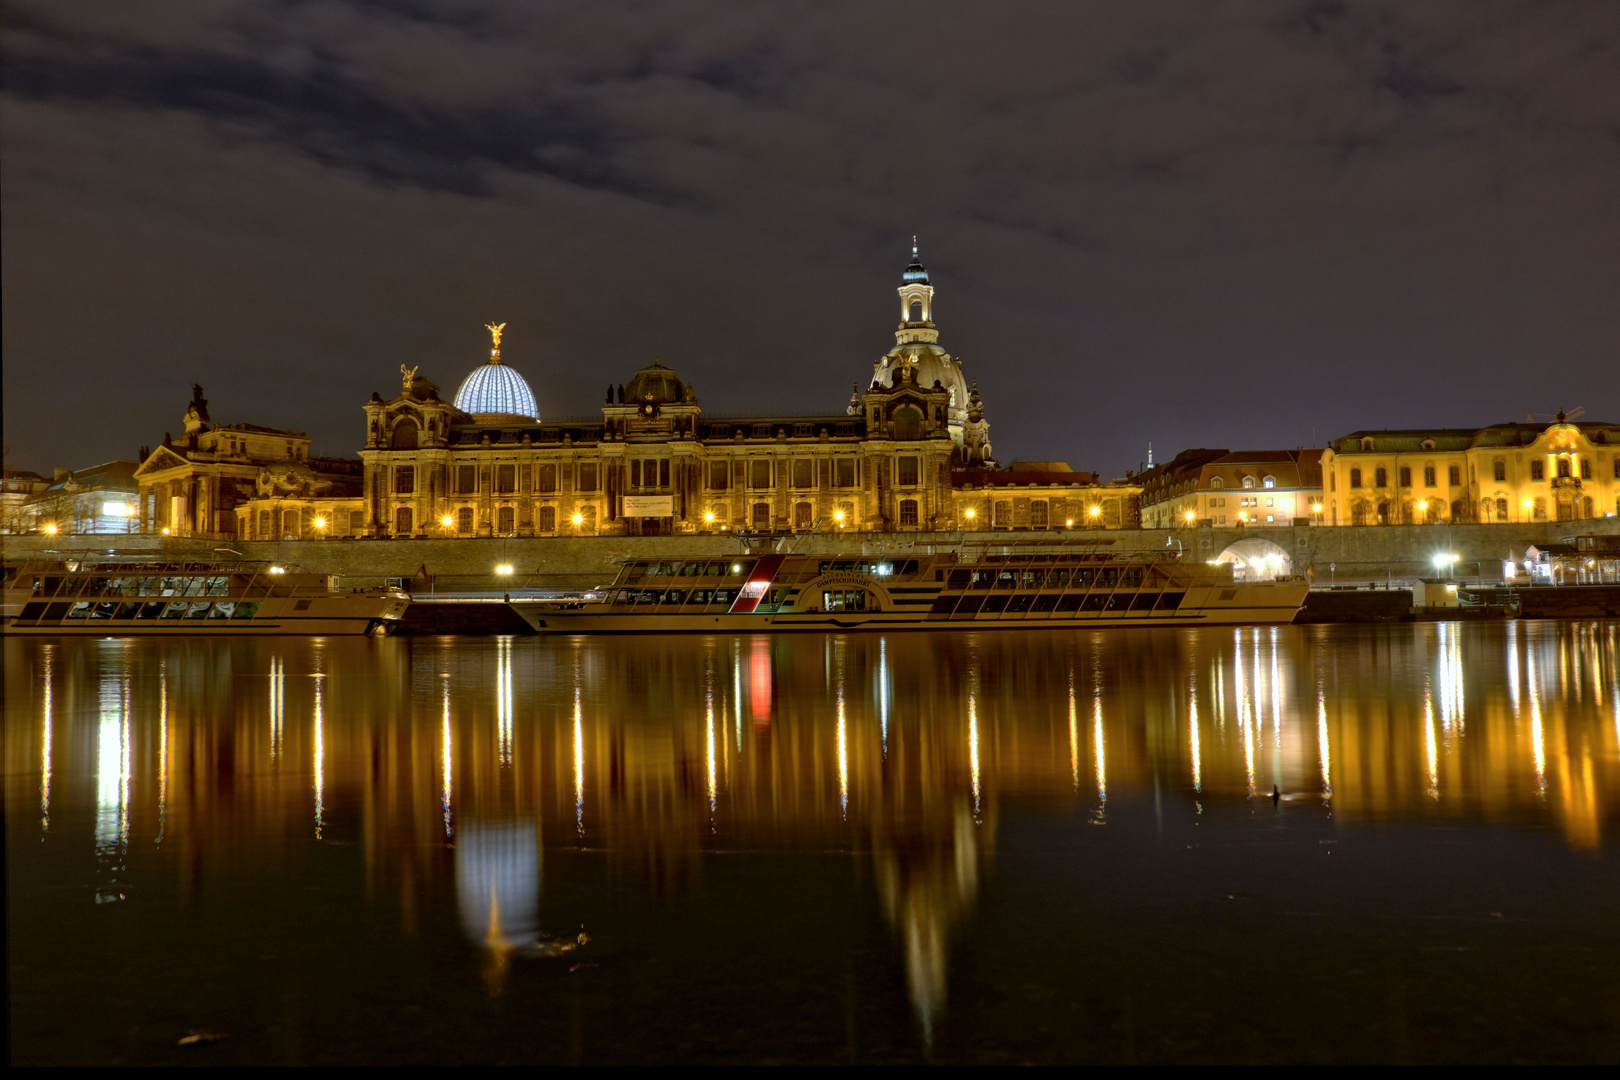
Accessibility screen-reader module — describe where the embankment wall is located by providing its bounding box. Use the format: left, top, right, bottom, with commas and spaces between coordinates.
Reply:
6, 519, 1614, 590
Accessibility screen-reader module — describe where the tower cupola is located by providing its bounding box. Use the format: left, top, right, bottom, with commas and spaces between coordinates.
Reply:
896, 236, 938, 344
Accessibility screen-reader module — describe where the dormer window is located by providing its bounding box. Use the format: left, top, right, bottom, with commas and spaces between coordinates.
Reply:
1210, 477, 1224, 490
1262, 475, 1276, 488
1360, 437, 1375, 452
1420, 439, 1435, 451
1242, 476, 1255, 489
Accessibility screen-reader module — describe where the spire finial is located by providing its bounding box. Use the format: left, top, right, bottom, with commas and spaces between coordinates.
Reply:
912, 235, 919, 261
485, 321, 506, 363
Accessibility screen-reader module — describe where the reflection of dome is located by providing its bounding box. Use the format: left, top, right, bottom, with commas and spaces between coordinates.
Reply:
454, 362, 538, 420
624, 359, 688, 405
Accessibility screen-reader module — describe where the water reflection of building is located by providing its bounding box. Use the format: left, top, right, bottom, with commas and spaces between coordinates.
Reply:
6, 624, 1616, 1030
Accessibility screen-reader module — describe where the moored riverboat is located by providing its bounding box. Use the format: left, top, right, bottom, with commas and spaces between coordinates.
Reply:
511, 546, 1307, 633
2, 559, 409, 636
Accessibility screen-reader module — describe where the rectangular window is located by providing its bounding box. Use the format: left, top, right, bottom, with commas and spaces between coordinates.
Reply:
1530, 460, 1545, 481
818, 460, 831, 487
899, 499, 919, 526
750, 459, 772, 489
1580, 458, 1591, 480
496, 464, 516, 493
394, 466, 415, 495
1494, 460, 1506, 482
539, 506, 556, 531
457, 464, 476, 493
897, 457, 920, 486
1448, 465, 1460, 486
1030, 501, 1048, 529
539, 464, 557, 492
577, 463, 598, 492
630, 460, 642, 489
792, 459, 814, 488
1399, 466, 1411, 487
1556, 458, 1570, 479
1375, 467, 1387, 488
349, 510, 365, 535
708, 461, 729, 490
1423, 466, 1435, 487
519, 465, 532, 492
835, 459, 856, 487
1349, 468, 1362, 489
659, 459, 671, 488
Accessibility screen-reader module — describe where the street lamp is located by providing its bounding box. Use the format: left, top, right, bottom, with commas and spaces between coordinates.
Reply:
313, 516, 327, 532
440, 514, 455, 530
1088, 505, 1102, 522
495, 564, 514, 576
1184, 509, 1196, 526
43, 522, 58, 536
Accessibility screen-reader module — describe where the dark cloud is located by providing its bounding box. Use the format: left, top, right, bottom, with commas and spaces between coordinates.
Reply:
4, 0, 1618, 476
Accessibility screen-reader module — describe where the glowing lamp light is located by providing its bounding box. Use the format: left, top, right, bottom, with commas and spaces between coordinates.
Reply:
964, 508, 976, 519
833, 510, 845, 523
43, 523, 58, 535
495, 564, 514, 576
1065, 518, 1074, 528
571, 512, 584, 526
1311, 503, 1323, 513
1184, 510, 1196, 522
704, 511, 715, 523
731, 563, 742, 573
268, 566, 286, 575
313, 516, 327, 529
1088, 505, 1102, 517
440, 515, 454, 528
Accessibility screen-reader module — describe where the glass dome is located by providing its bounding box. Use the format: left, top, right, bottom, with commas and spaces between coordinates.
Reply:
453, 362, 538, 420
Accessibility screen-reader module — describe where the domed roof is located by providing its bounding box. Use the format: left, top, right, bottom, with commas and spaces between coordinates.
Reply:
454, 362, 538, 420
875, 344, 969, 415
624, 358, 688, 405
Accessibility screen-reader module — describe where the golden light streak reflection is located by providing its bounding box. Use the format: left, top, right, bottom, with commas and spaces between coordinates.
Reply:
40, 647, 53, 832
968, 691, 981, 821
94, 671, 130, 903
497, 637, 514, 768
270, 654, 285, 763
837, 689, 849, 818
1528, 646, 1547, 798
573, 684, 585, 838
1092, 691, 1107, 819
1067, 672, 1079, 794
1316, 680, 1331, 801
706, 690, 718, 819
157, 666, 168, 843
1506, 621, 1520, 710
1423, 681, 1439, 800
313, 675, 326, 839
442, 674, 454, 837
878, 636, 890, 757
1189, 678, 1202, 799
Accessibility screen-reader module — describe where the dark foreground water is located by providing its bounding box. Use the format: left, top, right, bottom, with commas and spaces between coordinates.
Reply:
6, 622, 1619, 1064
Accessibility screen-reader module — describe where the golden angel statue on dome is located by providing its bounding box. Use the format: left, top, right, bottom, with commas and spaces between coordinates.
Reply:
400, 364, 419, 391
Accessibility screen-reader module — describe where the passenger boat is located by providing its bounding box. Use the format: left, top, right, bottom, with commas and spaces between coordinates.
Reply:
2, 559, 410, 636
512, 546, 1308, 633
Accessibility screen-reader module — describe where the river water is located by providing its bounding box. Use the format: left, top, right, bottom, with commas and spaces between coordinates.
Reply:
6, 622, 1619, 1064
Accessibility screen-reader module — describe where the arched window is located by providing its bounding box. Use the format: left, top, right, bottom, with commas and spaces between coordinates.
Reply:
496, 506, 515, 534
282, 509, 300, 537
1349, 468, 1361, 489
1210, 477, 1224, 490
1030, 501, 1049, 528
258, 510, 271, 537
1375, 467, 1388, 488
993, 500, 1012, 529
752, 502, 771, 528
1494, 498, 1508, 521
1242, 476, 1256, 489
1351, 501, 1369, 526
1556, 457, 1571, 478
457, 507, 474, 533
794, 502, 813, 529
395, 507, 413, 535
1376, 500, 1390, 524
538, 506, 556, 532
899, 499, 919, 526
391, 418, 419, 450
1262, 475, 1276, 488
1582, 495, 1594, 519
892, 405, 924, 441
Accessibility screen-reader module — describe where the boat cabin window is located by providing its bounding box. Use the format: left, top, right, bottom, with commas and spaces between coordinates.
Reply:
661, 590, 686, 606
948, 569, 971, 589
821, 590, 869, 612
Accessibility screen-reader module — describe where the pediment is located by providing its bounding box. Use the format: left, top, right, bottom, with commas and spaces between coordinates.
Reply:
135, 446, 190, 476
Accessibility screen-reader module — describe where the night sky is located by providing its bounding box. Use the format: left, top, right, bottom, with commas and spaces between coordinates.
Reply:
4, 1, 1618, 478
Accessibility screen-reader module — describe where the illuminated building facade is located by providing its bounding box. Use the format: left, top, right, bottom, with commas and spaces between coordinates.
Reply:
1319, 417, 1620, 526
1141, 449, 1324, 529
17, 461, 140, 536
355, 250, 1134, 538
